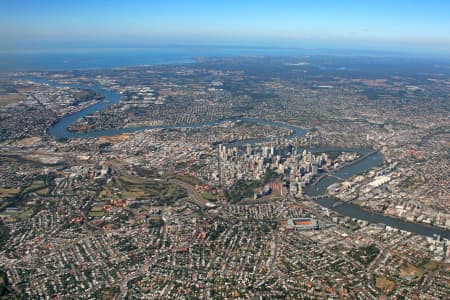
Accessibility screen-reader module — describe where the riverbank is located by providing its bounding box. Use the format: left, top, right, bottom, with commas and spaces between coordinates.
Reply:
31, 76, 450, 239
311, 195, 450, 239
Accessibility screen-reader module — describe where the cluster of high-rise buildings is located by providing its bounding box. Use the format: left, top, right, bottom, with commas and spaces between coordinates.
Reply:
216, 142, 330, 198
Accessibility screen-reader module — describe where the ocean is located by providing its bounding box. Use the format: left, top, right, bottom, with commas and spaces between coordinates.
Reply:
0, 47, 302, 72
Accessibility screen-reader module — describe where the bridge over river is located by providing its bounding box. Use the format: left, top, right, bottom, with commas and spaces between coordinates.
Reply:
28, 77, 450, 240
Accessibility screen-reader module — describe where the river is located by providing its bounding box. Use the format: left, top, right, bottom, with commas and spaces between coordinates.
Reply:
31, 77, 449, 239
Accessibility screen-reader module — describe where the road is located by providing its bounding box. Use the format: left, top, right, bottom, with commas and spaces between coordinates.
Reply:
168, 179, 218, 209
254, 193, 289, 288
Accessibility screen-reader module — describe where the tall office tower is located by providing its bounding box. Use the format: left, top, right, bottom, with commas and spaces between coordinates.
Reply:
217, 147, 222, 187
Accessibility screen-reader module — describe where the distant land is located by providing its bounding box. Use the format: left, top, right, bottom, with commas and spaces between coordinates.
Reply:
1, 46, 449, 72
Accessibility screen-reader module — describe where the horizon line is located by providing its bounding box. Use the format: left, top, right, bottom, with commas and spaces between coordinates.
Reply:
1, 45, 449, 59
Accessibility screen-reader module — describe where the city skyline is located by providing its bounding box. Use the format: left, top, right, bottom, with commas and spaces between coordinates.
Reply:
1, 1, 450, 298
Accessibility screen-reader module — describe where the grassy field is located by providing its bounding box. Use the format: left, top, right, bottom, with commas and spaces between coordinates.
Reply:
35, 188, 49, 196
98, 175, 186, 205
21, 181, 47, 195
2, 208, 34, 220
2, 217, 16, 223
89, 211, 106, 218
174, 174, 202, 186
0, 179, 51, 223
423, 260, 439, 271
0, 188, 19, 198
201, 191, 217, 201
89, 206, 106, 218
18, 209, 33, 219
375, 276, 396, 291
400, 262, 423, 280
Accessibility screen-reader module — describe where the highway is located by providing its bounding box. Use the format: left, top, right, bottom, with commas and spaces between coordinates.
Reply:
168, 179, 218, 209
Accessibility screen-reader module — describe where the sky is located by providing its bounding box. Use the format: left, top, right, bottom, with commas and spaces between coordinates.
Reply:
1, 0, 450, 55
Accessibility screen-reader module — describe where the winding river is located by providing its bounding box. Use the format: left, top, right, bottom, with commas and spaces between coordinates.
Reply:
33, 78, 449, 239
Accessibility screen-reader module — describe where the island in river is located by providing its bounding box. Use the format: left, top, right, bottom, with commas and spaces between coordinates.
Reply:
35, 76, 449, 239
1, 54, 449, 298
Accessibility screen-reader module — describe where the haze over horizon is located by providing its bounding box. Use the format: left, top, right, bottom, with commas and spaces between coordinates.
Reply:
1, 0, 450, 56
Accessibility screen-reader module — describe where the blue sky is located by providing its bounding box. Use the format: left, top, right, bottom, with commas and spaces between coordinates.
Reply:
1, 0, 449, 54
